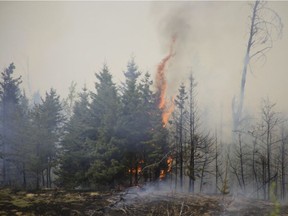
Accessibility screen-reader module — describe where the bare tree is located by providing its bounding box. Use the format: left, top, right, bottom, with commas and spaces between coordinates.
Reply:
233, 0, 283, 131
229, 132, 249, 192
279, 120, 288, 200
187, 73, 199, 193
247, 99, 281, 200
261, 99, 279, 199
198, 134, 216, 193
175, 83, 188, 191
214, 132, 225, 194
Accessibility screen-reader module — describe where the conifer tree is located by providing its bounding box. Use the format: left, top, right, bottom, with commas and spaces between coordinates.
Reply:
57, 86, 93, 188
175, 83, 188, 190
87, 64, 124, 187
0, 63, 22, 185
30, 88, 64, 188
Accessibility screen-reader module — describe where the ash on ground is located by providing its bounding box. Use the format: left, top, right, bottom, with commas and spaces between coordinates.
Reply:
95, 185, 288, 216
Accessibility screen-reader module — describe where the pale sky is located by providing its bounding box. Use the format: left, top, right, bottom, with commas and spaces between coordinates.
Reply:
0, 1, 287, 140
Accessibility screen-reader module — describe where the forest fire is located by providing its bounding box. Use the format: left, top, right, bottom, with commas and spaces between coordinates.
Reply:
159, 156, 173, 180
162, 96, 175, 127
167, 156, 173, 172
159, 170, 165, 180
128, 166, 142, 174
156, 36, 176, 127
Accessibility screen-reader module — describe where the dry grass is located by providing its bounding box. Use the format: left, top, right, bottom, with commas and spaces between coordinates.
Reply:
0, 188, 287, 216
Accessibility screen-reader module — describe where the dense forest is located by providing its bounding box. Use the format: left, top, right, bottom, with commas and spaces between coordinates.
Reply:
0, 58, 287, 201
0, 0, 288, 204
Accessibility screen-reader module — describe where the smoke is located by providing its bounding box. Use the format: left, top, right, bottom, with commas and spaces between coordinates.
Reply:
150, 2, 247, 141
152, 2, 197, 96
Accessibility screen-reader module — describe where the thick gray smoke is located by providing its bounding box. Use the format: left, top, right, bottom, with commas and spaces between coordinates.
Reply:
150, 1, 288, 141
152, 2, 197, 96
151, 2, 230, 137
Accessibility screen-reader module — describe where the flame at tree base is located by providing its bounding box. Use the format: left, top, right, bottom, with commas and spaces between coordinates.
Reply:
159, 156, 173, 180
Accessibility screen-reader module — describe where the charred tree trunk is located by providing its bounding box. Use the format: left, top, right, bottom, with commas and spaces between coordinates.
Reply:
2, 142, 7, 184
179, 109, 183, 191
134, 163, 138, 186
22, 163, 26, 189
262, 158, 267, 200
47, 157, 51, 188
267, 124, 271, 200
238, 134, 246, 191
129, 166, 133, 187
188, 74, 196, 193
2, 104, 7, 185
46, 168, 49, 188
36, 169, 40, 190
174, 121, 179, 190
175, 83, 187, 191
189, 140, 195, 193
215, 136, 218, 194
42, 170, 45, 187
200, 155, 208, 193
281, 139, 286, 200
252, 139, 259, 198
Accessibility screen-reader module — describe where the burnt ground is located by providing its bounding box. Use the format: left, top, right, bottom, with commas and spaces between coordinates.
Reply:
0, 188, 288, 216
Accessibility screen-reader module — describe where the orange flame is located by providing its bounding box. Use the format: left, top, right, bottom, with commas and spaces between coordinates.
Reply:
156, 36, 176, 127
159, 169, 165, 180
167, 156, 173, 173
128, 161, 144, 175
159, 156, 173, 180
137, 166, 142, 174
162, 96, 175, 127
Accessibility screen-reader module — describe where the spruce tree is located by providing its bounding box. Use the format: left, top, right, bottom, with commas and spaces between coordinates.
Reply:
175, 83, 188, 190
0, 63, 22, 185
87, 64, 124, 187
30, 88, 64, 188
57, 86, 93, 188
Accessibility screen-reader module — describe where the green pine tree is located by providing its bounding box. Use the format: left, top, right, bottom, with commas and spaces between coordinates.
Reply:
0, 63, 23, 186
87, 64, 124, 188
30, 88, 64, 188
57, 86, 93, 189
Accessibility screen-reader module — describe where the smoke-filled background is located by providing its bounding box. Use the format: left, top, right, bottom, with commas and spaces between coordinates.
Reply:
0, 1, 287, 141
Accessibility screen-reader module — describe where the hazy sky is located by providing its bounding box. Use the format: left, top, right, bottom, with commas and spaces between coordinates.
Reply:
0, 1, 287, 139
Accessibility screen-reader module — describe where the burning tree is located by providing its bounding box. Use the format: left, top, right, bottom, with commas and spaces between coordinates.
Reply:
155, 36, 176, 127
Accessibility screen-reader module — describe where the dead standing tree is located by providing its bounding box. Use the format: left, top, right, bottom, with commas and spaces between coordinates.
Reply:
232, 0, 283, 131
188, 73, 199, 193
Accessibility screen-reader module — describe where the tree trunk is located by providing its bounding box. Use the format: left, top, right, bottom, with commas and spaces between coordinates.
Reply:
36, 169, 40, 190
22, 163, 26, 189
46, 167, 49, 188
239, 134, 246, 191
252, 139, 259, 198
134, 163, 138, 186
200, 156, 207, 193
234, 0, 259, 131
42, 170, 45, 188
281, 139, 285, 200
179, 109, 183, 191
188, 74, 196, 193
215, 137, 218, 194
267, 125, 271, 200
262, 159, 267, 200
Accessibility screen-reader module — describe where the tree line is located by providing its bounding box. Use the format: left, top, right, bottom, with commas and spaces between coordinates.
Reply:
0, 60, 170, 190
0, 59, 287, 200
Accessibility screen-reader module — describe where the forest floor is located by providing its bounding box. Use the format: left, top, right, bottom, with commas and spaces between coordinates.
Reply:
0, 187, 288, 216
